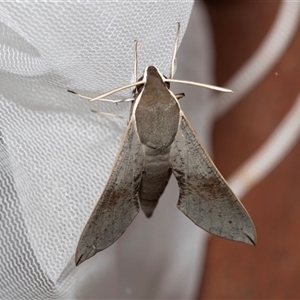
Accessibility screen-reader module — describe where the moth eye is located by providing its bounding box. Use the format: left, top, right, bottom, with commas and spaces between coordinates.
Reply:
133, 75, 145, 95
163, 75, 170, 89
134, 84, 144, 95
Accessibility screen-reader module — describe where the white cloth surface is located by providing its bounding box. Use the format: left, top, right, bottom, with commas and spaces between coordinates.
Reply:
0, 1, 216, 299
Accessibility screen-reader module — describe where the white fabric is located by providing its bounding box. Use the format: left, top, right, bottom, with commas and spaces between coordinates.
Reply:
0, 1, 216, 299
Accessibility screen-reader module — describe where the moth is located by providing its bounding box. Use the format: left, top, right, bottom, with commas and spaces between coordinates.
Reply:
71, 23, 256, 266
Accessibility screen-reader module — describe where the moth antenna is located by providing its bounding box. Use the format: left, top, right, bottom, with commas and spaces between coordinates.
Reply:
134, 40, 138, 83
165, 78, 233, 93
89, 80, 145, 102
170, 22, 180, 79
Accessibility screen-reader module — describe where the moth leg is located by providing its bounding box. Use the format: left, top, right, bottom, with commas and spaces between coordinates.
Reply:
68, 90, 134, 103
175, 92, 185, 100
88, 98, 134, 103
68, 89, 92, 100
91, 109, 127, 120
169, 22, 180, 79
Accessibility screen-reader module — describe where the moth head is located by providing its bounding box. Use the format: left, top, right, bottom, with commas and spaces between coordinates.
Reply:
132, 66, 170, 97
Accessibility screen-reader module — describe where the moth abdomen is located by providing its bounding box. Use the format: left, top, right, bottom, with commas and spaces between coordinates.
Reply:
139, 146, 172, 217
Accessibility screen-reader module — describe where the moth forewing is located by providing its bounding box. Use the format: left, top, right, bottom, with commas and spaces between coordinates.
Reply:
75, 119, 143, 266
170, 113, 256, 245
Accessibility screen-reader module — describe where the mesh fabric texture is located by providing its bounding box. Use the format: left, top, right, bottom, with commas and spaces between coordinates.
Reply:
0, 2, 217, 299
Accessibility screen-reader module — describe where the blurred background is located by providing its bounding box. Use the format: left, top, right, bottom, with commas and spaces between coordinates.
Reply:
198, 1, 300, 298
